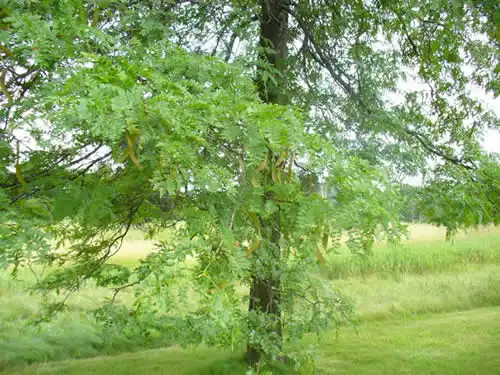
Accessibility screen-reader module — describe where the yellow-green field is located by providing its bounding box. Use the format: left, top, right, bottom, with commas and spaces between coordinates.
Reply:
1, 224, 499, 374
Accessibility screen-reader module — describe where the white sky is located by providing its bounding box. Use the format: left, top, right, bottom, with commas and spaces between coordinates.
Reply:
474, 89, 500, 154
482, 128, 500, 154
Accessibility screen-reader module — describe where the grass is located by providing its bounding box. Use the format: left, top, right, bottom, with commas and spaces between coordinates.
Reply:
3, 307, 499, 374
1, 224, 499, 373
0, 270, 167, 369
340, 265, 500, 320
2, 266, 499, 369
314, 307, 500, 375
323, 226, 500, 279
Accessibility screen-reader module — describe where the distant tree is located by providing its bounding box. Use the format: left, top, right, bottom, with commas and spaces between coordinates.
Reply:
398, 184, 425, 223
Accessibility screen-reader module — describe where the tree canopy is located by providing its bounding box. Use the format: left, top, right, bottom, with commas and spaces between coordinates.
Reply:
1, 0, 499, 369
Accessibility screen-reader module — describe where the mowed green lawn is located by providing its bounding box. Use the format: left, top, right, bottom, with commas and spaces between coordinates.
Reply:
1, 224, 500, 374
3, 307, 499, 375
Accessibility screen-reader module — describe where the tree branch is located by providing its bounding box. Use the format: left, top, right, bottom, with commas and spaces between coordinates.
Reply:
404, 129, 475, 170
285, 6, 356, 99
43, 202, 142, 316
110, 280, 142, 303
286, 4, 481, 173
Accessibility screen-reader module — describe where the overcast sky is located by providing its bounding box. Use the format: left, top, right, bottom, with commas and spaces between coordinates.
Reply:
477, 90, 500, 154
483, 128, 500, 154
461, 65, 499, 154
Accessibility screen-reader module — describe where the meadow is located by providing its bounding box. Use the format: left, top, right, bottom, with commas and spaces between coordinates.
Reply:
1, 224, 499, 374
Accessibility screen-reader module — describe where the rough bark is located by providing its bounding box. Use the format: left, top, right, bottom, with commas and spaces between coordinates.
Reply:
245, 0, 288, 366
256, 0, 288, 104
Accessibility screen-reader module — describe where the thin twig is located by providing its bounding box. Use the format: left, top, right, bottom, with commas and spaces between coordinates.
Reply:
43, 201, 142, 317
110, 280, 142, 303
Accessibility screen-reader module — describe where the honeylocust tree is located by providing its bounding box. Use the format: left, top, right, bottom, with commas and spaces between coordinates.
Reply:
1, 0, 499, 369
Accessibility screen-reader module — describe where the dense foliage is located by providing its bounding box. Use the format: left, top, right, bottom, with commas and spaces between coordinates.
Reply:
1, 0, 498, 370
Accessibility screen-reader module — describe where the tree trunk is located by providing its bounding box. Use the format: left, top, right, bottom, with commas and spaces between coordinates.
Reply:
246, 208, 283, 365
256, 0, 288, 104
245, 0, 288, 366
246, 272, 282, 364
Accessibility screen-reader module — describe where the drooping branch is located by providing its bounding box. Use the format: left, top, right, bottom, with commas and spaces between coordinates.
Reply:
404, 129, 475, 170
110, 279, 142, 304
39, 201, 142, 317
284, 6, 356, 99
0, 146, 111, 189
285, 4, 483, 173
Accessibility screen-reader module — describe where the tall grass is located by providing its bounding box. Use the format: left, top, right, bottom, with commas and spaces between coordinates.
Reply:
1, 224, 499, 370
0, 270, 170, 370
339, 265, 500, 321
323, 231, 500, 279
